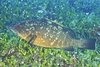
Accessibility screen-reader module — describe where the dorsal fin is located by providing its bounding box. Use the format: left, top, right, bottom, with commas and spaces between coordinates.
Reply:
65, 28, 76, 38
45, 18, 64, 27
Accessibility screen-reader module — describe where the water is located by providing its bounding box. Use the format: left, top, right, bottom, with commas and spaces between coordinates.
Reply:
0, 0, 100, 67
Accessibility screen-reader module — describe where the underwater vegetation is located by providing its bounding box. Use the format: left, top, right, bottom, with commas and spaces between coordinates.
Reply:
0, 0, 100, 67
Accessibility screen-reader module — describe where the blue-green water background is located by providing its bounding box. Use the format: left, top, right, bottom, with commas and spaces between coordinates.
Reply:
0, 0, 100, 67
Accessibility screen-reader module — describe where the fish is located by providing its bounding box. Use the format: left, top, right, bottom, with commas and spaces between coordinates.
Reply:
8, 17, 96, 51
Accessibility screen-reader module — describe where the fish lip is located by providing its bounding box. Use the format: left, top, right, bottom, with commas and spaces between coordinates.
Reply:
7, 22, 19, 34
8, 26, 16, 34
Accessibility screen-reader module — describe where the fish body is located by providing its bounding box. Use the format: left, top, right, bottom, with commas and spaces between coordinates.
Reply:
9, 17, 96, 51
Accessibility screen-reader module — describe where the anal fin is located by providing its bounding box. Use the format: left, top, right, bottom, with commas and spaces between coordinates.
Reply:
63, 46, 74, 51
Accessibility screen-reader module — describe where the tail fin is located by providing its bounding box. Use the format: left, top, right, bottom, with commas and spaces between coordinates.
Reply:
81, 38, 96, 50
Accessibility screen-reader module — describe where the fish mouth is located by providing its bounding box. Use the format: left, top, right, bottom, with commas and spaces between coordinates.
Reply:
9, 27, 19, 36
8, 22, 29, 39
8, 22, 15, 31
8, 22, 20, 35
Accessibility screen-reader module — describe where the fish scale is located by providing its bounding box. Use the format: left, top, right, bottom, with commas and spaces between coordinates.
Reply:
9, 17, 96, 51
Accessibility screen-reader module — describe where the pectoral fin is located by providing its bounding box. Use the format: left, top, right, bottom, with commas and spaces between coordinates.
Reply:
27, 33, 35, 44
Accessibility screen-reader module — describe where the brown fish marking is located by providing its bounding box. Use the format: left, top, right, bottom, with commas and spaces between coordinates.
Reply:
9, 18, 96, 51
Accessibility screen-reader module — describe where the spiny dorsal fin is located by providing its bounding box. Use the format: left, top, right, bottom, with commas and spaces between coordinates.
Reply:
45, 18, 64, 27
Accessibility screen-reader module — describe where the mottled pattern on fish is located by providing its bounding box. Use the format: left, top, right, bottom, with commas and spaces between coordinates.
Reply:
9, 18, 96, 50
